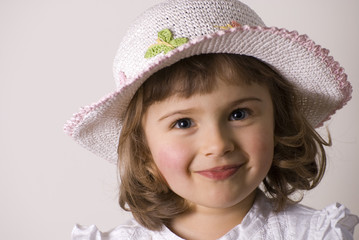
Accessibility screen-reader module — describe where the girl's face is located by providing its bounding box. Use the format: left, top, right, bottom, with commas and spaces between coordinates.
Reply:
142, 77, 274, 210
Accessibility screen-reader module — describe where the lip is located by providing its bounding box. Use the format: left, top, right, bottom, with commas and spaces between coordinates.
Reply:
195, 164, 243, 181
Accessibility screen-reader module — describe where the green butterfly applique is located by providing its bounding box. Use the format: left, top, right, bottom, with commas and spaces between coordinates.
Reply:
145, 29, 188, 59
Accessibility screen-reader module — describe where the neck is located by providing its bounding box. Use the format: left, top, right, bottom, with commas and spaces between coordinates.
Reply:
169, 191, 257, 240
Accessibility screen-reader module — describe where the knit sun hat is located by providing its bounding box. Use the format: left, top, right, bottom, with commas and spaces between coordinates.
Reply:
64, 0, 352, 164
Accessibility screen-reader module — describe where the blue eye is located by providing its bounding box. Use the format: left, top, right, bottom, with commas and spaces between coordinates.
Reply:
229, 109, 248, 121
174, 118, 193, 129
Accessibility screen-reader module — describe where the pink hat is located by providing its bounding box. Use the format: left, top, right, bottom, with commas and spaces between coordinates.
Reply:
64, 0, 352, 164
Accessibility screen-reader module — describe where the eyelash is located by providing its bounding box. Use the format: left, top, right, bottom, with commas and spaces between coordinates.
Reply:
171, 108, 252, 129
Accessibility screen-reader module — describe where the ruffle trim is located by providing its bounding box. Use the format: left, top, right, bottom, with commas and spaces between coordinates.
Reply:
72, 224, 102, 240
312, 203, 359, 239
71, 221, 183, 240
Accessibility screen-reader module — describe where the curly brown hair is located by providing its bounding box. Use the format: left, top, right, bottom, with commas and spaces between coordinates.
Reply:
117, 54, 330, 230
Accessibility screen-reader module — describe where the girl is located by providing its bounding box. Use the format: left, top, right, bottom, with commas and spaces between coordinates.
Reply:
65, 0, 359, 239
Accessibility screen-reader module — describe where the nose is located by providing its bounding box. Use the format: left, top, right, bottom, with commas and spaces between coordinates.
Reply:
200, 123, 235, 158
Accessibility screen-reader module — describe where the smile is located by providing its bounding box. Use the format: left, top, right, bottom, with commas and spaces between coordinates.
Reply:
195, 164, 242, 181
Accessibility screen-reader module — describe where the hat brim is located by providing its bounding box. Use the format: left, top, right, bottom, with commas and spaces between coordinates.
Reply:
64, 26, 351, 163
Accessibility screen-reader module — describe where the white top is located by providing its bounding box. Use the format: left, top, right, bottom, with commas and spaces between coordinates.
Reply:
72, 192, 359, 240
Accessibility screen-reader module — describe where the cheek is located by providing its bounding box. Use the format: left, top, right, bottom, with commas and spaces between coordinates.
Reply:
151, 143, 191, 180
254, 130, 274, 154
243, 124, 274, 164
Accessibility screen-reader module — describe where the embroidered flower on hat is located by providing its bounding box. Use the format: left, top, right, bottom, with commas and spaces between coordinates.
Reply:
215, 20, 242, 30
145, 29, 188, 58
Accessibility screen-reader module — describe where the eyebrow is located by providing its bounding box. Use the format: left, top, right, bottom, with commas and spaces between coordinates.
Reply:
158, 97, 262, 122
230, 97, 262, 106
158, 109, 196, 122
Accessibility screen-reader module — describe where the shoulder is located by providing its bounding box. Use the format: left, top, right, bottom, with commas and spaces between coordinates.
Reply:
243, 192, 359, 240
71, 219, 182, 240
267, 200, 359, 239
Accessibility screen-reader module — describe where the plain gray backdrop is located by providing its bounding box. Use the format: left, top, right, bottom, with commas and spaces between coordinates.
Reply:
1, 0, 358, 239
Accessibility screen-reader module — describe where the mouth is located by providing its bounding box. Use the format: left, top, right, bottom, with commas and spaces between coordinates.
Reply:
195, 164, 243, 181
